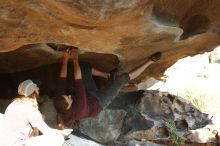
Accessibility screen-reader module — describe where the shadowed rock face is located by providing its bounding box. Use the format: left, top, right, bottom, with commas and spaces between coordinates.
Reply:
76, 90, 213, 144
1, 0, 220, 82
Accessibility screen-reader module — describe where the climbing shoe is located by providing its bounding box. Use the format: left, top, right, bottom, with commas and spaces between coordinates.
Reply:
108, 68, 118, 81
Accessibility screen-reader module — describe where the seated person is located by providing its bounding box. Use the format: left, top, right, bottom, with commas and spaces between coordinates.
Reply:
0, 79, 72, 146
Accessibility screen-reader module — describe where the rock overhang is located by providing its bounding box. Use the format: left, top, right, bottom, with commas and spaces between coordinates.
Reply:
0, 0, 220, 82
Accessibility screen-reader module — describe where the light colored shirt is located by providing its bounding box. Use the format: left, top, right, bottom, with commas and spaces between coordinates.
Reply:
0, 99, 44, 146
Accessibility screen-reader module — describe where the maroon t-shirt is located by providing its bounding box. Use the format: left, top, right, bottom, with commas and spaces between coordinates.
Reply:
61, 79, 102, 127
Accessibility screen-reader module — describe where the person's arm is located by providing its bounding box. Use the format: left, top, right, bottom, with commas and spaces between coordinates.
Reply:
54, 51, 69, 97
28, 106, 73, 136
69, 49, 88, 118
59, 51, 69, 78
70, 49, 82, 79
37, 120, 59, 134
56, 114, 65, 130
37, 119, 72, 136
37, 121, 73, 136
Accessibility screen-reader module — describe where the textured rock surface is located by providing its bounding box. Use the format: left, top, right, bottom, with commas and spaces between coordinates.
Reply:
38, 96, 57, 128
1, 0, 220, 82
76, 90, 215, 144
79, 109, 127, 143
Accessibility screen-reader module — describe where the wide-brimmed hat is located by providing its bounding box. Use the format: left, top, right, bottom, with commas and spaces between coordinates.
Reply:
18, 79, 38, 97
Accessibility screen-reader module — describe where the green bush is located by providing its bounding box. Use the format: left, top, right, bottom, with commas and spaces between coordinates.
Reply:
165, 119, 182, 146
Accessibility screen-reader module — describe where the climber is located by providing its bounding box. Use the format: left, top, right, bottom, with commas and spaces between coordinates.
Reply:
0, 79, 73, 146
53, 48, 161, 145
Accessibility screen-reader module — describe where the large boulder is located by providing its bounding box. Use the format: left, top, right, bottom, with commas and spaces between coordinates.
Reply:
76, 90, 215, 145
1, 0, 220, 81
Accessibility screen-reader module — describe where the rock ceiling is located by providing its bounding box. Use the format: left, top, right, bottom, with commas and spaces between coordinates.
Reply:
1, 0, 220, 82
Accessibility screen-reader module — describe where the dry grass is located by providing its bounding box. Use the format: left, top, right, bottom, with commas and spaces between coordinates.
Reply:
178, 86, 220, 114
